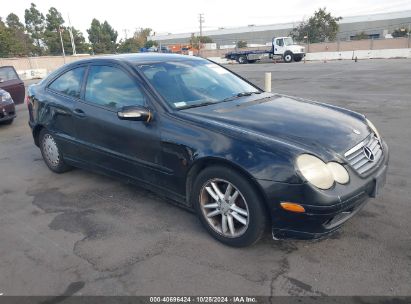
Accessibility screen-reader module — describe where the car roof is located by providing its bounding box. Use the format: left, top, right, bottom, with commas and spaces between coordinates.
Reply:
70, 53, 206, 66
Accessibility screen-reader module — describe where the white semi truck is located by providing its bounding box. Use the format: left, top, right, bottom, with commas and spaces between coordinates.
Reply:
225, 37, 306, 63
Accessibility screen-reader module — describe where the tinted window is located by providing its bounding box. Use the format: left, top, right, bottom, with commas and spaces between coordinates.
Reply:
139, 60, 259, 108
85, 65, 146, 109
49, 67, 85, 98
0, 67, 19, 81
276, 39, 284, 47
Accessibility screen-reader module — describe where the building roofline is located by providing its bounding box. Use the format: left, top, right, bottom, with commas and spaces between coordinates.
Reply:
149, 10, 411, 41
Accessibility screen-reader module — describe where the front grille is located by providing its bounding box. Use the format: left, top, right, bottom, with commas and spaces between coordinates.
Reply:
344, 134, 383, 175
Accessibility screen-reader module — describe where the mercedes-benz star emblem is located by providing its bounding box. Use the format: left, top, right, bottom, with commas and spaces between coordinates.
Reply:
353, 129, 361, 135
363, 146, 375, 162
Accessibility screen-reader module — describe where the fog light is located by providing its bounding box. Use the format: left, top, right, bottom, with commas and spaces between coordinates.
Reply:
280, 202, 305, 213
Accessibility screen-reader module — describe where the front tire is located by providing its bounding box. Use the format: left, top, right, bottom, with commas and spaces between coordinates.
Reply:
237, 56, 247, 64
39, 129, 72, 173
283, 51, 294, 63
191, 166, 267, 247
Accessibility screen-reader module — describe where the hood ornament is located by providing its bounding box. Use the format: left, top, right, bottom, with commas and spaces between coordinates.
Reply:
363, 146, 375, 162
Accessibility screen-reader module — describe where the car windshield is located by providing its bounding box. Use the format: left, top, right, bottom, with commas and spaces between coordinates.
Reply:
0, 67, 19, 82
283, 38, 294, 46
138, 60, 260, 109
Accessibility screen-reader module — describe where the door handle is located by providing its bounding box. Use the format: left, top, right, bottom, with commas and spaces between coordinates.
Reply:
73, 108, 86, 118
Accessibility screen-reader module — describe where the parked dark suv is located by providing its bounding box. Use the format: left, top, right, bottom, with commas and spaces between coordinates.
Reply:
0, 66, 25, 104
27, 54, 389, 247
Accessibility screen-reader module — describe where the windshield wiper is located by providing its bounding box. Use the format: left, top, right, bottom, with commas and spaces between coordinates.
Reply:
220, 91, 262, 102
178, 91, 262, 110
177, 101, 217, 110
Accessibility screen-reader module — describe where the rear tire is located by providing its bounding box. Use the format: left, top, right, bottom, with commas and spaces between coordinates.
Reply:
191, 166, 267, 247
39, 129, 72, 173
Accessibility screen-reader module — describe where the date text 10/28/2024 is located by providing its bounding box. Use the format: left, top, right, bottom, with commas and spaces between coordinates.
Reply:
150, 296, 258, 303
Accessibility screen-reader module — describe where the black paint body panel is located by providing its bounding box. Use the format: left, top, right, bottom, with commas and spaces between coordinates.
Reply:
27, 54, 389, 239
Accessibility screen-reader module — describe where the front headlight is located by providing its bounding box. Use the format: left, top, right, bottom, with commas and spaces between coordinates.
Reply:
296, 154, 350, 189
327, 162, 349, 184
0, 92, 11, 103
296, 154, 334, 190
366, 118, 380, 140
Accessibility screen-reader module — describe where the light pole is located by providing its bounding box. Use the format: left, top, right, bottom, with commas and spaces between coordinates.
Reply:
58, 26, 66, 63
199, 13, 204, 56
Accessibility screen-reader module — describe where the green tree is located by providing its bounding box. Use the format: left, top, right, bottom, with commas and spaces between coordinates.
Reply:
290, 8, 342, 43
87, 19, 118, 54
24, 3, 46, 55
43, 7, 65, 55
70, 28, 89, 54
236, 40, 247, 48
117, 38, 141, 53
0, 18, 12, 57
5, 13, 32, 56
189, 34, 213, 49
391, 28, 409, 38
144, 40, 158, 48
117, 28, 156, 53
6, 13, 25, 31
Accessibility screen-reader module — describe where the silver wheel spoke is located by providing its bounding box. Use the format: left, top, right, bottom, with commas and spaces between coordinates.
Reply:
203, 203, 219, 209
232, 212, 247, 225
200, 178, 249, 238
230, 205, 248, 217
211, 182, 224, 200
229, 190, 239, 204
205, 186, 219, 201
207, 209, 221, 218
227, 214, 235, 235
224, 184, 232, 201
222, 214, 228, 233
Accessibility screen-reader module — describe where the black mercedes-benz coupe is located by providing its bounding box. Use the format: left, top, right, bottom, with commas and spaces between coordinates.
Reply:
27, 54, 389, 247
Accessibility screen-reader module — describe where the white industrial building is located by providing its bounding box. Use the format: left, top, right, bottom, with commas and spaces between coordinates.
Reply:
148, 10, 411, 48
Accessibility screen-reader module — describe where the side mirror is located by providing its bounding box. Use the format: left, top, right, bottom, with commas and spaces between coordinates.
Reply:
117, 106, 153, 122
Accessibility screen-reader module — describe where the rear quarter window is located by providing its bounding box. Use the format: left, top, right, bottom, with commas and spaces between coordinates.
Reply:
48, 67, 85, 98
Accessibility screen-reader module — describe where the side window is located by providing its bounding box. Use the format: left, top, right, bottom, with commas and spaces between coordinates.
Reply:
276, 39, 284, 47
85, 65, 146, 109
49, 67, 85, 98
0, 67, 19, 81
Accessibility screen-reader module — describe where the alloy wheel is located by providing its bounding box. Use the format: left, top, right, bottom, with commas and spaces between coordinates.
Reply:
199, 178, 249, 238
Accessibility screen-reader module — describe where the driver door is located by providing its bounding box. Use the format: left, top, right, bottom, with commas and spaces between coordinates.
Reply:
274, 38, 285, 55
73, 64, 162, 184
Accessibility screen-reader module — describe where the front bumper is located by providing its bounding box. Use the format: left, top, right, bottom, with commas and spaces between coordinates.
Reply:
0, 103, 16, 122
258, 141, 389, 240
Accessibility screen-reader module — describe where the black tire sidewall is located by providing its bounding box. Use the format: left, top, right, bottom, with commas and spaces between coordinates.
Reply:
284, 52, 293, 63
191, 166, 267, 247
39, 129, 70, 173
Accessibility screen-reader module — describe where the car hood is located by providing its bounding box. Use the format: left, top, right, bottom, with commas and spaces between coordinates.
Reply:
179, 94, 370, 158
